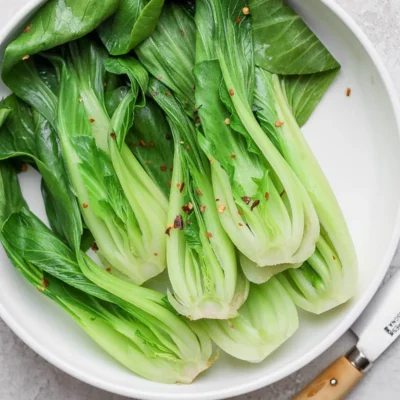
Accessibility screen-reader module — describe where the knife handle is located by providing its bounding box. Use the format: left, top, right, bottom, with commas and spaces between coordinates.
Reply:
293, 355, 363, 400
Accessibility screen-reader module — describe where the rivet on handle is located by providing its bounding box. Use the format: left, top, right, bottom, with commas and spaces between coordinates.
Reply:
330, 378, 338, 386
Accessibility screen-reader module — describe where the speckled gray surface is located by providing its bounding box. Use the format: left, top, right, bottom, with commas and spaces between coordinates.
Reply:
1, 0, 400, 399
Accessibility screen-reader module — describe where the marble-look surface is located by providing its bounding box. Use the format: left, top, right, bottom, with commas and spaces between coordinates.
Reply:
1, 0, 400, 399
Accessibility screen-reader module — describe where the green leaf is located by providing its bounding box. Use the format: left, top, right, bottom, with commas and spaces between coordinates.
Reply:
281, 68, 340, 126
136, 3, 196, 113
2, 0, 119, 78
250, 0, 340, 75
98, 0, 165, 55
126, 97, 174, 197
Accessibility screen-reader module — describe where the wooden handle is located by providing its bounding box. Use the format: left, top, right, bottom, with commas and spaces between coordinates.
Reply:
293, 356, 363, 400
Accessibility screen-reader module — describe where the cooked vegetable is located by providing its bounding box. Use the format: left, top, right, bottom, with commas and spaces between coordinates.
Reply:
0, 162, 214, 383
150, 79, 249, 320
0, 0, 358, 383
204, 278, 298, 362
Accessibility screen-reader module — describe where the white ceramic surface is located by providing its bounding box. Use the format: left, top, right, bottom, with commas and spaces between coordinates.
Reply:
0, 1, 400, 399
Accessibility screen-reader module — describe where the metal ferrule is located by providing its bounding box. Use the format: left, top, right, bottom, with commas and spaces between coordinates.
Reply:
346, 346, 372, 373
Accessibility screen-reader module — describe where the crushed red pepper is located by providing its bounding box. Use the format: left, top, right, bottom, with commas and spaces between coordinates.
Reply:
200, 205, 206, 213
265, 192, 270, 200
148, 141, 155, 148
89, 118, 95, 123
280, 190, 286, 198
346, 88, 351, 97
180, 182, 185, 193
250, 200, 260, 211
218, 205, 226, 213
91, 242, 99, 252
205, 232, 213, 238
241, 196, 251, 204
82, 203, 88, 209
275, 120, 284, 127
238, 210, 243, 216
165, 91, 171, 96
42, 277, 49, 288
238, 223, 244, 227
174, 215, 184, 230
110, 132, 116, 140
139, 139, 146, 147
333, 255, 337, 260
106, 268, 112, 272
182, 202, 194, 214
230, 153, 236, 159
229, 88, 235, 96
154, 252, 158, 256
160, 165, 168, 171
23, 24, 32, 33
236, 17, 241, 23
196, 188, 203, 196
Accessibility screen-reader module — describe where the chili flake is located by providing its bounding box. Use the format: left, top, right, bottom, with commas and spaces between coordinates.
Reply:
42, 277, 49, 288
216, 198, 220, 202
230, 153, 236, 159
174, 215, 184, 230
82, 203, 88, 209
165, 91, 171, 96
106, 268, 112, 272
148, 141, 155, 148
139, 139, 146, 147
180, 182, 185, 193
238, 210, 243, 216
205, 232, 213, 238
196, 188, 203, 196
265, 192, 270, 200
186, 220, 191, 225
200, 205, 206, 213
275, 120, 284, 127
280, 190, 286, 198
218, 204, 226, 213
182, 202, 194, 214
160, 165, 168, 171
23, 25, 32, 33
210, 158, 215, 164
250, 200, 260, 211
241, 196, 251, 204
110, 132, 116, 140
229, 88, 235, 96
154, 252, 158, 256
89, 118, 95, 123
236, 17, 241, 23
238, 223, 244, 227
91, 242, 99, 252
333, 255, 337, 260
346, 88, 352, 97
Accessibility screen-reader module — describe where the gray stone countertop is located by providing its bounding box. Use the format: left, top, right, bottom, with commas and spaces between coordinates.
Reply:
1, 0, 400, 399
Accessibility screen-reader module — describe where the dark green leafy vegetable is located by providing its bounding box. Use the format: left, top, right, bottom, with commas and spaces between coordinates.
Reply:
99, 0, 165, 55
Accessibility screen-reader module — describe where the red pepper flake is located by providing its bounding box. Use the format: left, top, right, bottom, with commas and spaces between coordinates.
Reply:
42, 277, 49, 288
106, 267, 112, 273
91, 242, 99, 252
82, 203, 88, 209
165, 224, 173, 236
333, 255, 337, 260
280, 190, 286, 198
265, 192, 270, 200
229, 88, 235, 96
180, 29, 185, 36
200, 205, 206, 213
346, 88, 352, 97
216, 198, 220, 202
230, 153, 236, 159
241, 196, 251, 204
23, 24, 32, 33
194, 117, 200, 124
238, 223, 244, 227
110, 132, 116, 140
165, 91, 171, 96
250, 200, 260, 211
20, 163, 28, 172
22, 55, 30, 60
238, 210, 243, 216
218, 204, 226, 213
242, 6, 250, 15
180, 182, 185, 193
139, 139, 146, 147
154, 252, 158, 256
196, 188, 203, 196
157, 75, 163, 80
186, 220, 191, 225
210, 158, 215, 164
236, 17, 241, 23
89, 118, 95, 123
205, 232, 213, 238
182, 202, 194, 214
275, 120, 284, 127
148, 141, 155, 148
160, 165, 168, 171
174, 215, 184, 230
